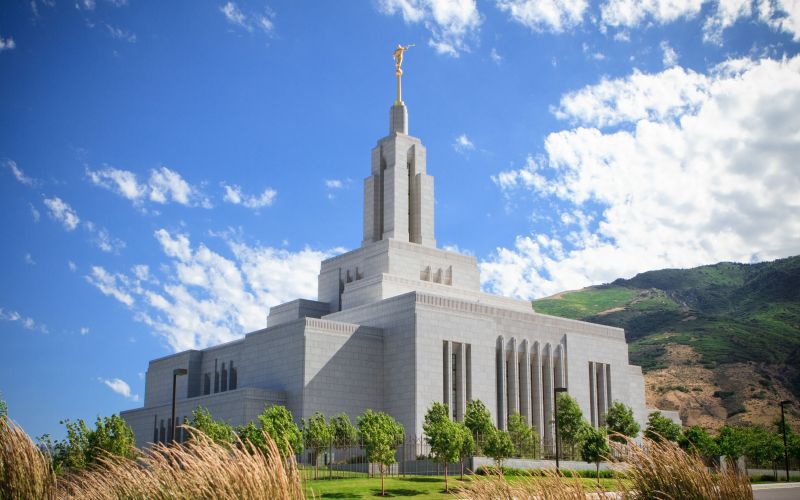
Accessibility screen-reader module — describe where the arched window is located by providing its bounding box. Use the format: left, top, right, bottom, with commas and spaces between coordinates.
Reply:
229, 361, 237, 390
203, 373, 211, 395
221, 362, 228, 392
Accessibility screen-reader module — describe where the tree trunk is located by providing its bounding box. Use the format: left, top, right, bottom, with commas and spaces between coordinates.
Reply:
596, 462, 600, 486
314, 450, 318, 480
460, 458, 464, 481
445, 461, 449, 492
381, 464, 385, 496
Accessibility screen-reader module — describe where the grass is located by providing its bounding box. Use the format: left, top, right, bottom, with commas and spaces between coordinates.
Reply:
303, 475, 621, 499
533, 286, 638, 318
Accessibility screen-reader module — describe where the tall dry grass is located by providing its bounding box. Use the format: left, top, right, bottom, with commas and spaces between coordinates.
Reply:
613, 435, 753, 500
462, 435, 753, 500
56, 428, 306, 499
465, 468, 607, 500
0, 418, 56, 499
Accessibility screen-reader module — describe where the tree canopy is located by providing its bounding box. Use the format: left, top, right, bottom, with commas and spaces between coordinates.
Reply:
604, 401, 640, 442
644, 411, 682, 443
40, 415, 136, 474
189, 407, 236, 444
358, 410, 404, 497
556, 393, 588, 458
507, 411, 537, 458
330, 412, 358, 446
484, 429, 515, 468
464, 399, 494, 446
258, 405, 303, 458
581, 426, 611, 482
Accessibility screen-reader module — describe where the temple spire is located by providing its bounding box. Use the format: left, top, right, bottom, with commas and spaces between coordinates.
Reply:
390, 44, 413, 135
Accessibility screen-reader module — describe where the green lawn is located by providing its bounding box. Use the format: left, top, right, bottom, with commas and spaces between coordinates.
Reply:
303, 474, 621, 499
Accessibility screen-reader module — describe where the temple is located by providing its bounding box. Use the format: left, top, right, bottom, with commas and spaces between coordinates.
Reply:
121, 64, 653, 450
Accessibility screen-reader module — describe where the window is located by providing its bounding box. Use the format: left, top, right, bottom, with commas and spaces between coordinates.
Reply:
229, 361, 237, 390
214, 359, 219, 393
221, 362, 228, 392
451, 352, 457, 419
203, 373, 211, 395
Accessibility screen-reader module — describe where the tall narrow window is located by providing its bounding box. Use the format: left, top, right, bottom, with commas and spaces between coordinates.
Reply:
203, 373, 211, 395
214, 359, 219, 393
153, 415, 158, 443
229, 361, 237, 390
221, 362, 228, 392
451, 352, 457, 419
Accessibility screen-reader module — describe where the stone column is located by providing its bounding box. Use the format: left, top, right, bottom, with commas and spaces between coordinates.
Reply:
605, 363, 612, 413
520, 340, 531, 426
456, 343, 466, 421
507, 338, 518, 420
542, 344, 553, 455
496, 337, 506, 430
589, 361, 597, 427
531, 342, 543, 437
597, 363, 607, 426
443, 341, 451, 415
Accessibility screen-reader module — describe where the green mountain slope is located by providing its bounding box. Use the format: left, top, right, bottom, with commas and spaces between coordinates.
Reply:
533, 256, 800, 425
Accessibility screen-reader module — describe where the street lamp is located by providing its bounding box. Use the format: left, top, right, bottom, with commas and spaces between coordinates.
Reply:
780, 400, 792, 482
171, 368, 188, 443
553, 387, 568, 473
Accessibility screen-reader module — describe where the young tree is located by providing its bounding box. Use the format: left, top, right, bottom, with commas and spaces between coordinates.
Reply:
604, 401, 640, 442
456, 422, 475, 481
189, 407, 236, 444
484, 429, 515, 470
744, 426, 783, 479
556, 393, 588, 459
679, 425, 719, 461
716, 425, 748, 471
258, 404, 304, 459
46, 415, 136, 474
303, 412, 332, 479
423, 403, 462, 493
358, 410, 404, 497
237, 421, 266, 453
644, 411, 682, 443
464, 399, 494, 452
507, 411, 537, 458
330, 412, 358, 446
581, 426, 611, 484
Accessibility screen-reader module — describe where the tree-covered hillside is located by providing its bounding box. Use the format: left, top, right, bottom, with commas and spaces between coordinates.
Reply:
533, 256, 800, 428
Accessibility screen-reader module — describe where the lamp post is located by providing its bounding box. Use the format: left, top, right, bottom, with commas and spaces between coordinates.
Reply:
553, 387, 568, 473
171, 368, 188, 443
780, 400, 791, 482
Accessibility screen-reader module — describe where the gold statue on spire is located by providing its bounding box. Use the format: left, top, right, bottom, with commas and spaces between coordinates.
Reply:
393, 44, 414, 76
393, 44, 414, 104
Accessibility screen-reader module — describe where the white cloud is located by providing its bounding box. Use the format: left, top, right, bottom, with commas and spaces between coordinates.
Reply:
490, 47, 502, 64
6, 160, 36, 185
600, 0, 704, 28
222, 184, 277, 209
377, 0, 482, 56
80, 326, 90, 335
86, 165, 210, 208
660, 40, 679, 67
94, 227, 126, 253
325, 179, 344, 189
44, 197, 81, 231
24, 253, 35, 265
497, 0, 588, 33
68, 261, 77, 272
87, 229, 343, 351
600, 0, 800, 43
100, 378, 139, 402
221, 1, 275, 34
29, 204, 40, 222
86, 266, 135, 306
453, 133, 476, 153
485, 55, 800, 299
0, 36, 15, 52
105, 24, 136, 43
442, 243, 475, 256
0, 308, 48, 333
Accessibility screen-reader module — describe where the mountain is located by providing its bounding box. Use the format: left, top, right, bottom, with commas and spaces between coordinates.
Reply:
533, 256, 800, 430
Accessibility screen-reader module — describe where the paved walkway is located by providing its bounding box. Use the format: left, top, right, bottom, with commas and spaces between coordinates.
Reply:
752, 482, 800, 500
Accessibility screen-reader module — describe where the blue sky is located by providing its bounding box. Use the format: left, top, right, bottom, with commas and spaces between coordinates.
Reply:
1, 0, 799, 439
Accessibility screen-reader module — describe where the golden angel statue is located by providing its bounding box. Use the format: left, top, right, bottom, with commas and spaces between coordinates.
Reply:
393, 44, 414, 76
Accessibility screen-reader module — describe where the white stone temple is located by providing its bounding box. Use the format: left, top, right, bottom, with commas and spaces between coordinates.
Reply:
121, 70, 651, 450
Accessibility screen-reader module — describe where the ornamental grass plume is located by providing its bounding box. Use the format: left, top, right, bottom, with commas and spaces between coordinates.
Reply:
0, 418, 56, 500
462, 467, 605, 500
56, 427, 306, 499
613, 434, 753, 500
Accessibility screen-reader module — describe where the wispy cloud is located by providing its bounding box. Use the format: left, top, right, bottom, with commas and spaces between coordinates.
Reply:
5, 160, 36, 186
222, 184, 277, 209
86, 165, 211, 209
377, 0, 482, 57
99, 377, 139, 402
44, 197, 81, 231
453, 133, 475, 154
24, 253, 35, 265
497, 0, 588, 33
220, 1, 275, 34
29, 204, 41, 222
0, 308, 48, 333
490, 47, 502, 64
0, 36, 15, 52
660, 40, 678, 67
80, 326, 90, 335
105, 24, 136, 43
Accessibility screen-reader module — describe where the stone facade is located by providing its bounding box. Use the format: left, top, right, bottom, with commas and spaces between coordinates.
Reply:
122, 94, 654, 449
